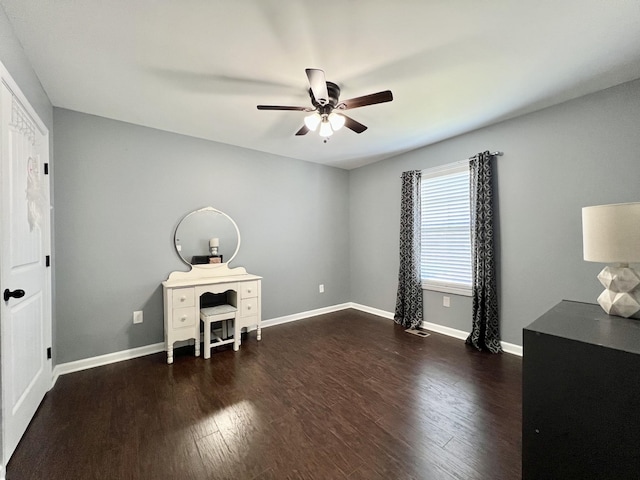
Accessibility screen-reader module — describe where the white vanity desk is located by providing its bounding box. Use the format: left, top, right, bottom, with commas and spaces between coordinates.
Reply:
162, 265, 262, 364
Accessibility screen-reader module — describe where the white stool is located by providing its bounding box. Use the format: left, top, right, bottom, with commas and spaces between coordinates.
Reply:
200, 305, 239, 359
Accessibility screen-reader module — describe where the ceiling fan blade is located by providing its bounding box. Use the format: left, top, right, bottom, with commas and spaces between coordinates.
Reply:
295, 125, 310, 136
305, 68, 329, 106
342, 115, 368, 134
257, 105, 308, 111
341, 90, 393, 110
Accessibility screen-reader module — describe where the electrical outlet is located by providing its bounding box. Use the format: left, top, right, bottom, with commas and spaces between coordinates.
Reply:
133, 310, 143, 324
443, 296, 450, 307
319, 284, 325, 293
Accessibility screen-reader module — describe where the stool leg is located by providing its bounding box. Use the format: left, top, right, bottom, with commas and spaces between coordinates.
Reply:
204, 320, 211, 359
222, 320, 228, 339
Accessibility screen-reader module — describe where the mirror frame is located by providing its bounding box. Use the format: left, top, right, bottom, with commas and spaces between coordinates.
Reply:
174, 206, 241, 267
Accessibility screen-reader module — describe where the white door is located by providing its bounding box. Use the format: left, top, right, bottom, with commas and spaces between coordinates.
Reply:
0, 64, 52, 467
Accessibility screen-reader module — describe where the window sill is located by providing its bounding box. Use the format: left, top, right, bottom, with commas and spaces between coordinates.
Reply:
421, 283, 472, 297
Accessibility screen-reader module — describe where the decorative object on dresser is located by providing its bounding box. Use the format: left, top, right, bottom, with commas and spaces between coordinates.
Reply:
163, 206, 262, 364
582, 202, 640, 318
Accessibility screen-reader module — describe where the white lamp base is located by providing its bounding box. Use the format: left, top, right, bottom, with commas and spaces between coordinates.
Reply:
596, 265, 640, 318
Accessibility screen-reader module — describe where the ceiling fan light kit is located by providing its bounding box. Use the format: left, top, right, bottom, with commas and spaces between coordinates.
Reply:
304, 111, 346, 137
257, 68, 393, 140
319, 117, 334, 137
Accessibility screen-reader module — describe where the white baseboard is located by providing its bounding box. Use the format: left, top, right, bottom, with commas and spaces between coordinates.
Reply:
261, 303, 353, 328
51, 342, 165, 388
51, 302, 522, 385
500, 342, 523, 356
348, 302, 394, 319
423, 319, 522, 356
422, 320, 468, 340
350, 303, 523, 356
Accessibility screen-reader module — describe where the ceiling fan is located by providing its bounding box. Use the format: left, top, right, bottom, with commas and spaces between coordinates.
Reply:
257, 68, 393, 139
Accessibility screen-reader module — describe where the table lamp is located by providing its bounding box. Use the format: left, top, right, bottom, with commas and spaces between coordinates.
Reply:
582, 202, 640, 318
209, 237, 219, 256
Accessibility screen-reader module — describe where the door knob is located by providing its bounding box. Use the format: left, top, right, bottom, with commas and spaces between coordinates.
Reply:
4, 289, 25, 302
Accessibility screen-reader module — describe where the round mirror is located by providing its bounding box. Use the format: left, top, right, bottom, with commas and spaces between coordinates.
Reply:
174, 207, 241, 266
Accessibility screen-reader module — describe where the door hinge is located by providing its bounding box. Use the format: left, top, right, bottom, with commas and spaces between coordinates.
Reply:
47, 347, 52, 359
46, 255, 50, 267
44, 163, 49, 175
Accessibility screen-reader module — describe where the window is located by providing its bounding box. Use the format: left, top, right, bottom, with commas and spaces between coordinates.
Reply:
420, 162, 472, 296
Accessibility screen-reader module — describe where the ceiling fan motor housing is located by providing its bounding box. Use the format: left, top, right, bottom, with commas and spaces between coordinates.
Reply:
310, 81, 341, 113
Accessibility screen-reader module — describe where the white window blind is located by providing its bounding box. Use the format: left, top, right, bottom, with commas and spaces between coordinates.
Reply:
421, 163, 472, 296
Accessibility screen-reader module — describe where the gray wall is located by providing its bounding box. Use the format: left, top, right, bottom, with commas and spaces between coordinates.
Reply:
350, 78, 640, 346
53, 109, 350, 364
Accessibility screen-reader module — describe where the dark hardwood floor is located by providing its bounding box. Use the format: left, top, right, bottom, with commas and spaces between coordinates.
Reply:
7, 309, 522, 480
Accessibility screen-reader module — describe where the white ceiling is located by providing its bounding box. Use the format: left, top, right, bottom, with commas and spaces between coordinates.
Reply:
2, 1, 640, 169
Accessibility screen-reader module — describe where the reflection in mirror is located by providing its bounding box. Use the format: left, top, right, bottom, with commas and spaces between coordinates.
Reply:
174, 207, 241, 266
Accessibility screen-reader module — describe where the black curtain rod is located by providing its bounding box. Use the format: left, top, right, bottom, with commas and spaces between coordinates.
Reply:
469, 151, 503, 160
401, 151, 505, 177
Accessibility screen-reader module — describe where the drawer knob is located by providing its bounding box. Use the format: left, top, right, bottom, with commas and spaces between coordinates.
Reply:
180, 315, 187, 322
247, 305, 252, 310
247, 289, 252, 294
180, 296, 186, 302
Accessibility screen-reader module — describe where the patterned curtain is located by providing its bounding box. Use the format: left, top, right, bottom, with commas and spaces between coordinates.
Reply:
394, 170, 423, 329
466, 152, 502, 353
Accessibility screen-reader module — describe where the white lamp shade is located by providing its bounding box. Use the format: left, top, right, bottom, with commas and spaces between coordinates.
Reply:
328, 112, 345, 131
304, 113, 321, 131
582, 202, 640, 263
318, 118, 333, 137
209, 237, 219, 248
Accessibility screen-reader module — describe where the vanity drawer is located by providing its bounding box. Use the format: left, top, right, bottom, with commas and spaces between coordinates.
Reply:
172, 288, 195, 308
240, 281, 258, 299
172, 307, 196, 329
240, 298, 258, 317
237, 315, 259, 330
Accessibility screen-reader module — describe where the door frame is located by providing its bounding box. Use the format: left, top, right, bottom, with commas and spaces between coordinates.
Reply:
0, 59, 52, 478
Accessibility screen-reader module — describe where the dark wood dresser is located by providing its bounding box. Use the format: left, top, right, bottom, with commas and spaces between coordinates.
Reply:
522, 300, 640, 479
